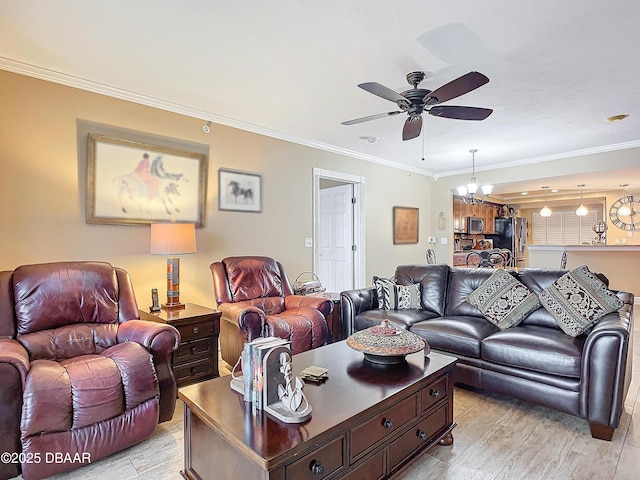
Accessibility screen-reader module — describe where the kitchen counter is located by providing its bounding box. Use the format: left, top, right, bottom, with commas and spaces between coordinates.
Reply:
527, 244, 640, 297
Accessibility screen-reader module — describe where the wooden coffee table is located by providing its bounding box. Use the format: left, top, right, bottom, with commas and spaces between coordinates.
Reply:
178, 341, 456, 480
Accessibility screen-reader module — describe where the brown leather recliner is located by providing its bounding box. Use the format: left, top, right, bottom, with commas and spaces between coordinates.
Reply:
0, 261, 181, 480
210, 256, 332, 366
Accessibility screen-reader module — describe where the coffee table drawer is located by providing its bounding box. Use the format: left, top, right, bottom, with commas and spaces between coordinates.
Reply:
350, 393, 418, 460
285, 435, 344, 480
388, 403, 449, 471
342, 451, 385, 480
421, 375, 449, 412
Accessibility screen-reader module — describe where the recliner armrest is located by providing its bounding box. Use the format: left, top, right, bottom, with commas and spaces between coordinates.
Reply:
0, 338, 30, 386
218, 302, 265, 340
117, 320, 180, 353
285, 294, 333, 318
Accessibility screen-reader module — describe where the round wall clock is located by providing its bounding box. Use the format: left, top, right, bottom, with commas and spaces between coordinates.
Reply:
608, 195, 640, 231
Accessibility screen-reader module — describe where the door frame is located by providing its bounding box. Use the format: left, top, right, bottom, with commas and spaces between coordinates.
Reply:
313, 168, 366, 289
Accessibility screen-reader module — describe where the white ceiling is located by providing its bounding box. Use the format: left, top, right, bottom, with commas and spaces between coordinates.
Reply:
2, 0, 640, 193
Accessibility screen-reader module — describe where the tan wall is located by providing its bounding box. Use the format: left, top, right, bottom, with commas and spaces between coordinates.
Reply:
0, 71, 435, 309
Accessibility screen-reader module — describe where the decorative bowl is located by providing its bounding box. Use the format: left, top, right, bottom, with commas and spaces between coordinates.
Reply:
346, 321, 427, 364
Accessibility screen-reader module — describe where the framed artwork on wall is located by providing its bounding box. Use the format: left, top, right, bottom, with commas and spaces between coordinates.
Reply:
86, 134, 208, 227
393, 206, 419, 244
218, 168, 262, 212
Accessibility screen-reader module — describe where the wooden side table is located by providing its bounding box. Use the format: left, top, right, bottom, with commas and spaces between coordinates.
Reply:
139, 303, 221, 389
306, 292, 343, 342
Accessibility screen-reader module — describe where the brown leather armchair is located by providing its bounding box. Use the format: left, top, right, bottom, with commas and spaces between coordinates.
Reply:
210, 256, 332, 366
0, 261, 180, 480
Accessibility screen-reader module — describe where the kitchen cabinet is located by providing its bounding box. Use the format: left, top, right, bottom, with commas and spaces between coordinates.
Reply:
452, 197, 498, 234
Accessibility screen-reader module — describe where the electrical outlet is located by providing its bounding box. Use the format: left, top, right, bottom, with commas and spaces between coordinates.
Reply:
304, 237, 313, 247
427, 236, 436, 244
440, 237, 448, 245
627, 231, 634, 238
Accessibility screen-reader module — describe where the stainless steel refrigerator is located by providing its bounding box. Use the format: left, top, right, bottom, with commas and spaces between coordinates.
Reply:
486, 217, 528, 267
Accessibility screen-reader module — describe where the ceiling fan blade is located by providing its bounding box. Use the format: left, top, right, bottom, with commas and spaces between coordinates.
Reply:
423, 71, 489, 105
428, 106, 493, 120
358, 82, 407, 103
341, 111, 402, 125
402, 116, 423, 141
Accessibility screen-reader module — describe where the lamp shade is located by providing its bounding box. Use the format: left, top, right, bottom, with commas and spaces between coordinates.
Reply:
150, 223, 197, 255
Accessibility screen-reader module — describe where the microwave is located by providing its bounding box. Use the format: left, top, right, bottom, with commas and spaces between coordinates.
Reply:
467, 217, 484, 234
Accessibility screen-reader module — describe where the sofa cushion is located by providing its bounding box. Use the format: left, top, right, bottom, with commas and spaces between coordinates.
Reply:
481, 325, 585, 378
466, 269, 541, 330
444, 268, 495, 318
354, 309, 440, 332
373, 277, 421, 310
410, 315, 499, 358
539, 265, 623, 337
395, 264, 450, 316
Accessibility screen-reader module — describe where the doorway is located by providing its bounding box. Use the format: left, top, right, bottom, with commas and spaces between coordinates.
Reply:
313, 168, 365, 292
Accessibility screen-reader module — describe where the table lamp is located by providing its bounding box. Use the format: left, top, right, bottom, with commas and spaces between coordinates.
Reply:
150, 222, 197, 310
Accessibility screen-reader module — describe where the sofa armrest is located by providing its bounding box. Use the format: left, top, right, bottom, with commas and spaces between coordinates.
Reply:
0, 338, 29, 479
581, 306, 634, 430
218, 302, 265, 341
340, 287, 377, 336
285, 294, 333, 318
117, 320, 181, 422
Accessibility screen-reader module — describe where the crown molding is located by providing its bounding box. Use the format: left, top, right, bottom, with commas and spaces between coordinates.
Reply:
0, 57, 434, 178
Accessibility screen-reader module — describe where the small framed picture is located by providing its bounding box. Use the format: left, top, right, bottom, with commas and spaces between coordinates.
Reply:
393, 206, 419, 244
218, 168, 262, 212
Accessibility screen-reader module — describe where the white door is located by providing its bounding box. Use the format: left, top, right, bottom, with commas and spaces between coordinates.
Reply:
318, 184, 354, 293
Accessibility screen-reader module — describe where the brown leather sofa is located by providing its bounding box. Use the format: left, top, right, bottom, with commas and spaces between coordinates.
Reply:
211, 256, 332, 366
341, 264, 634, 441
0, 261, 181, 480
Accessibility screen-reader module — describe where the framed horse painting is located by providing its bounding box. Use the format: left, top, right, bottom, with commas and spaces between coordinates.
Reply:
218, 168, 262, 213
86, 134, 208, 227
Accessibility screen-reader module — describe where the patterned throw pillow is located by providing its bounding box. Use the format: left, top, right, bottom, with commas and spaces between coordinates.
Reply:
373, 276, 421, 310
466, 269, 541, 329
539, 265, 623, 337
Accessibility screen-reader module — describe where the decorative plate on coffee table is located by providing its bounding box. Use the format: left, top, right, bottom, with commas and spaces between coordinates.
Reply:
347, 321, 426, 364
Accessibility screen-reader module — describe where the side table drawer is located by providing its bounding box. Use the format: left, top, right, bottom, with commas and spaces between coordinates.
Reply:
285, 435, 344, 480
421, 375, 449, 413
174, 356, 215, 387
350, 394, 418, 461
388, 403, 449, 472
176, 319, 214, 343
173, 337, 215, 364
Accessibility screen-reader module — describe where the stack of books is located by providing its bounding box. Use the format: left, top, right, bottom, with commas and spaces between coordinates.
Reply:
230, 336, 290, 410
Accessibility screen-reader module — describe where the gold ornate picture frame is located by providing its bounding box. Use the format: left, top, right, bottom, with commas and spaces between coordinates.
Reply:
86, 134, 208, 227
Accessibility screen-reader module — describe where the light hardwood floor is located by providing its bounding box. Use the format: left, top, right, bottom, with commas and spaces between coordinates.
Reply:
28, 318, 640, 479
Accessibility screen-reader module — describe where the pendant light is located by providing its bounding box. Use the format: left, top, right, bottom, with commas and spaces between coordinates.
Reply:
575, 184, 588, 216
539, 186, 552, 217
457, 149, 492, 204
617, 184, 632, 216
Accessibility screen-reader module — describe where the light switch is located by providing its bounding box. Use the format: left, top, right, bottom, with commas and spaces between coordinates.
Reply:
304, 237, 313, 247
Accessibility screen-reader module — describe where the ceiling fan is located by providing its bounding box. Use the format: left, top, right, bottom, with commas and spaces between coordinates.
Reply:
342, 71, 493, 141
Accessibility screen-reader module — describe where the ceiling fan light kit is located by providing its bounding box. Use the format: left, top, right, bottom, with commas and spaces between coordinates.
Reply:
342, 71, 493, 142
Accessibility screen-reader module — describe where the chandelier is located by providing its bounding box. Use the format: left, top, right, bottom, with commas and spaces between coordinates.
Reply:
457, 149, 492, 204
